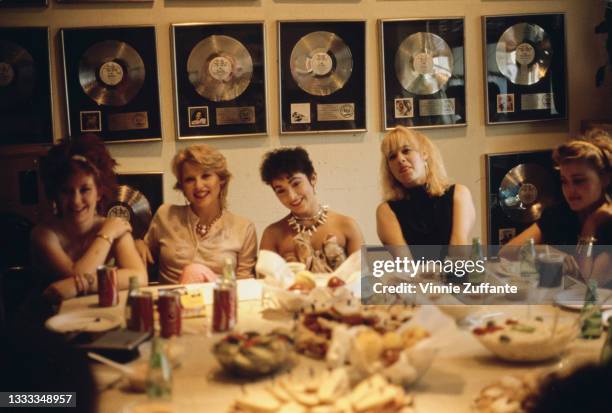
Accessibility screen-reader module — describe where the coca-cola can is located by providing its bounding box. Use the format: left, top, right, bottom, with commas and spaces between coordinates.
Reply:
158, 290, 182, 338
128, 291, 154, 333
97, 265, 118, 307
212, 286, 236, 332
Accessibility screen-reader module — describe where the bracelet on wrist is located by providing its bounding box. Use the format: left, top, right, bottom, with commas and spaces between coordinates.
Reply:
96, 233, 113, 246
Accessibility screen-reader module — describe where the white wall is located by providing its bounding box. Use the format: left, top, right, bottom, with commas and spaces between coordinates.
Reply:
1, 0, 611, 244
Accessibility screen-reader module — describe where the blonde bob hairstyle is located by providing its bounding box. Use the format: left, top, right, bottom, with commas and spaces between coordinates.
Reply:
171, 144, 232, 209
553, 129, 612, 196
380, 126, 450, 201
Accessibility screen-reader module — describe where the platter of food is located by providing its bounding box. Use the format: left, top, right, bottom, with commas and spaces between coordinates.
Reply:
213, 329, 294, 377
472, 312, 579, 362
229, 370, 415, 413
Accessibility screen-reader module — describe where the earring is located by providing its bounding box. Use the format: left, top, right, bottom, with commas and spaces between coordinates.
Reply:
52, 201, 58, 216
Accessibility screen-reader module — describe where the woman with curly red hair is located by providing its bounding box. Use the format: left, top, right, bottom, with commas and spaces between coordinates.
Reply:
31, 134, 146, 302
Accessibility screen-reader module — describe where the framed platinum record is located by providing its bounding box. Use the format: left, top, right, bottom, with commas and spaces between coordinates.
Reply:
0, 27, 53, 145
278, 20, 366, 134
172, 22, 267, 139
60, 26, 162, 143
380, 18, 466, 130
483, 13, 567, 124
485, 150, 561, 245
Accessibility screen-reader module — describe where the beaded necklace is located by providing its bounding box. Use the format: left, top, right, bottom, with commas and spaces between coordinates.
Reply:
195, 209, 224, 239
287, 205, 329, 236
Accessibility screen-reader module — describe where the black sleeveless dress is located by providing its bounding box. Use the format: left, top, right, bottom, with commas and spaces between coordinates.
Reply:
387, 185, 455, 246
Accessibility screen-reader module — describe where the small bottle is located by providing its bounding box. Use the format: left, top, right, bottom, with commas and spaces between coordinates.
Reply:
468, 237, 486, 284
146, 336, 172, 399
576, 236, 596, 281
601, 316, 612, 364
124, 276, 139, 330
212, 257, 237, 332
519, 238, 538, 280
580, 280, 603, 339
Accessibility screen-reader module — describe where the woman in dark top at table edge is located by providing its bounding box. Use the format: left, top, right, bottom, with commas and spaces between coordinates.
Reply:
376, 126, 475, 248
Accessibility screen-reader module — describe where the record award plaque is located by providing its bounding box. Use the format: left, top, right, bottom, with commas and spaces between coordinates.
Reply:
61, 26, 162, 143
172, 22, 267, 139
380, 18, 466, 130
485, 150, 562, 245
483, 13, 567, 124
278, 21, 366, 134
0, 27, 53, 146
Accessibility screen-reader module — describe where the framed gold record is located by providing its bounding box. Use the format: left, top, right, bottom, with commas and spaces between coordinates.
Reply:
379, 18, 466, 130
172, 22, 267, 139
61, 26, 161, 143
0, 27, 53, 146
278, 20, 366, 134
483, 13, 567, 124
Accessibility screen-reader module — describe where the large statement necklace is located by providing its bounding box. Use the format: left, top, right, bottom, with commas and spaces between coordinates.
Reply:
195, 210, 224, 239
287, 205, 328, 236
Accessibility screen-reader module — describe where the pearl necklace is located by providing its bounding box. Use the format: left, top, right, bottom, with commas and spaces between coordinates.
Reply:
287, 205, 328, 236
195, 210, 224, 239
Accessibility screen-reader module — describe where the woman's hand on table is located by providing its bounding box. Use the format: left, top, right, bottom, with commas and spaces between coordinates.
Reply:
43, 277, 79, 304
135, 239, 154, 265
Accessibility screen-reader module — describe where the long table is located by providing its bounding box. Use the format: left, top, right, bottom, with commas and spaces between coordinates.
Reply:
58, 279, 604, 413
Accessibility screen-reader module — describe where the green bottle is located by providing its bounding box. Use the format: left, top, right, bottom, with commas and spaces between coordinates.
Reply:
124, 276, 139, 330
601, 316, 612, 364
519, 238, 538, 280
469, 237, 486, 284
146, 336, 172, 399
580, 281, 602, 339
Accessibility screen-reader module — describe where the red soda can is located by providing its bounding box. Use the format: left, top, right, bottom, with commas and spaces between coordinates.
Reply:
158, 290, 182, 338
212, 286, 236, 332
97, 265, 118, 307
128, 291, 154, 333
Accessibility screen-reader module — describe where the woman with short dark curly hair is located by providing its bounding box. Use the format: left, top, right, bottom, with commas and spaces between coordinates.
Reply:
259, 147, 363, 273
31, 134, 146, 303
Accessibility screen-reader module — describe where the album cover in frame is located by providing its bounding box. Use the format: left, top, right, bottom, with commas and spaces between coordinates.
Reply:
172, 22, 267, 139
380, 18, 466, 130
0, 27, 53, 146
278, 20, 366, 134
0, 0, 47, 7
61, 26, 162, 143
483, 13, 567, 125
485, 149, 562, 245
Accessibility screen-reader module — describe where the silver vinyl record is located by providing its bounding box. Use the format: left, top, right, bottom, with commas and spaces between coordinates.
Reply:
79, 40, 145, 107
0, 40, 35, 109
106, 184, 152, 239
290, 31, 353, 96
187, 35, 253, 102
495, 23, 552, 86
394, 32, 453, 95
498, 163, 556, 224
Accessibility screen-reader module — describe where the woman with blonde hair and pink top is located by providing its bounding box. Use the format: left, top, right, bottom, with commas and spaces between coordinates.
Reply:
137, 144, 257, 283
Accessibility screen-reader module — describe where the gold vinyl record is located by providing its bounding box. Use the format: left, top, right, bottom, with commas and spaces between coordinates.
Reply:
394, 32, 453, 95
498, 163, 556, 224
0, 40, 35, 109
290, 31, 353, 97
106, 184, 152, 239
79, 40, 145, 107
495, 23, 552, 86
187, 35, 253, 102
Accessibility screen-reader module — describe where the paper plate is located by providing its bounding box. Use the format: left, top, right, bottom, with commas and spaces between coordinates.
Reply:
554, 286, 612, 310
45, 310, 121, 333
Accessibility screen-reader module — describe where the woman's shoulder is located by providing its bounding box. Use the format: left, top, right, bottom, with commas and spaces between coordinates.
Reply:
152, 204, 188, 220
451, 183, 472, 201
31, 221, 59, 243
328, 209, 360, 231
